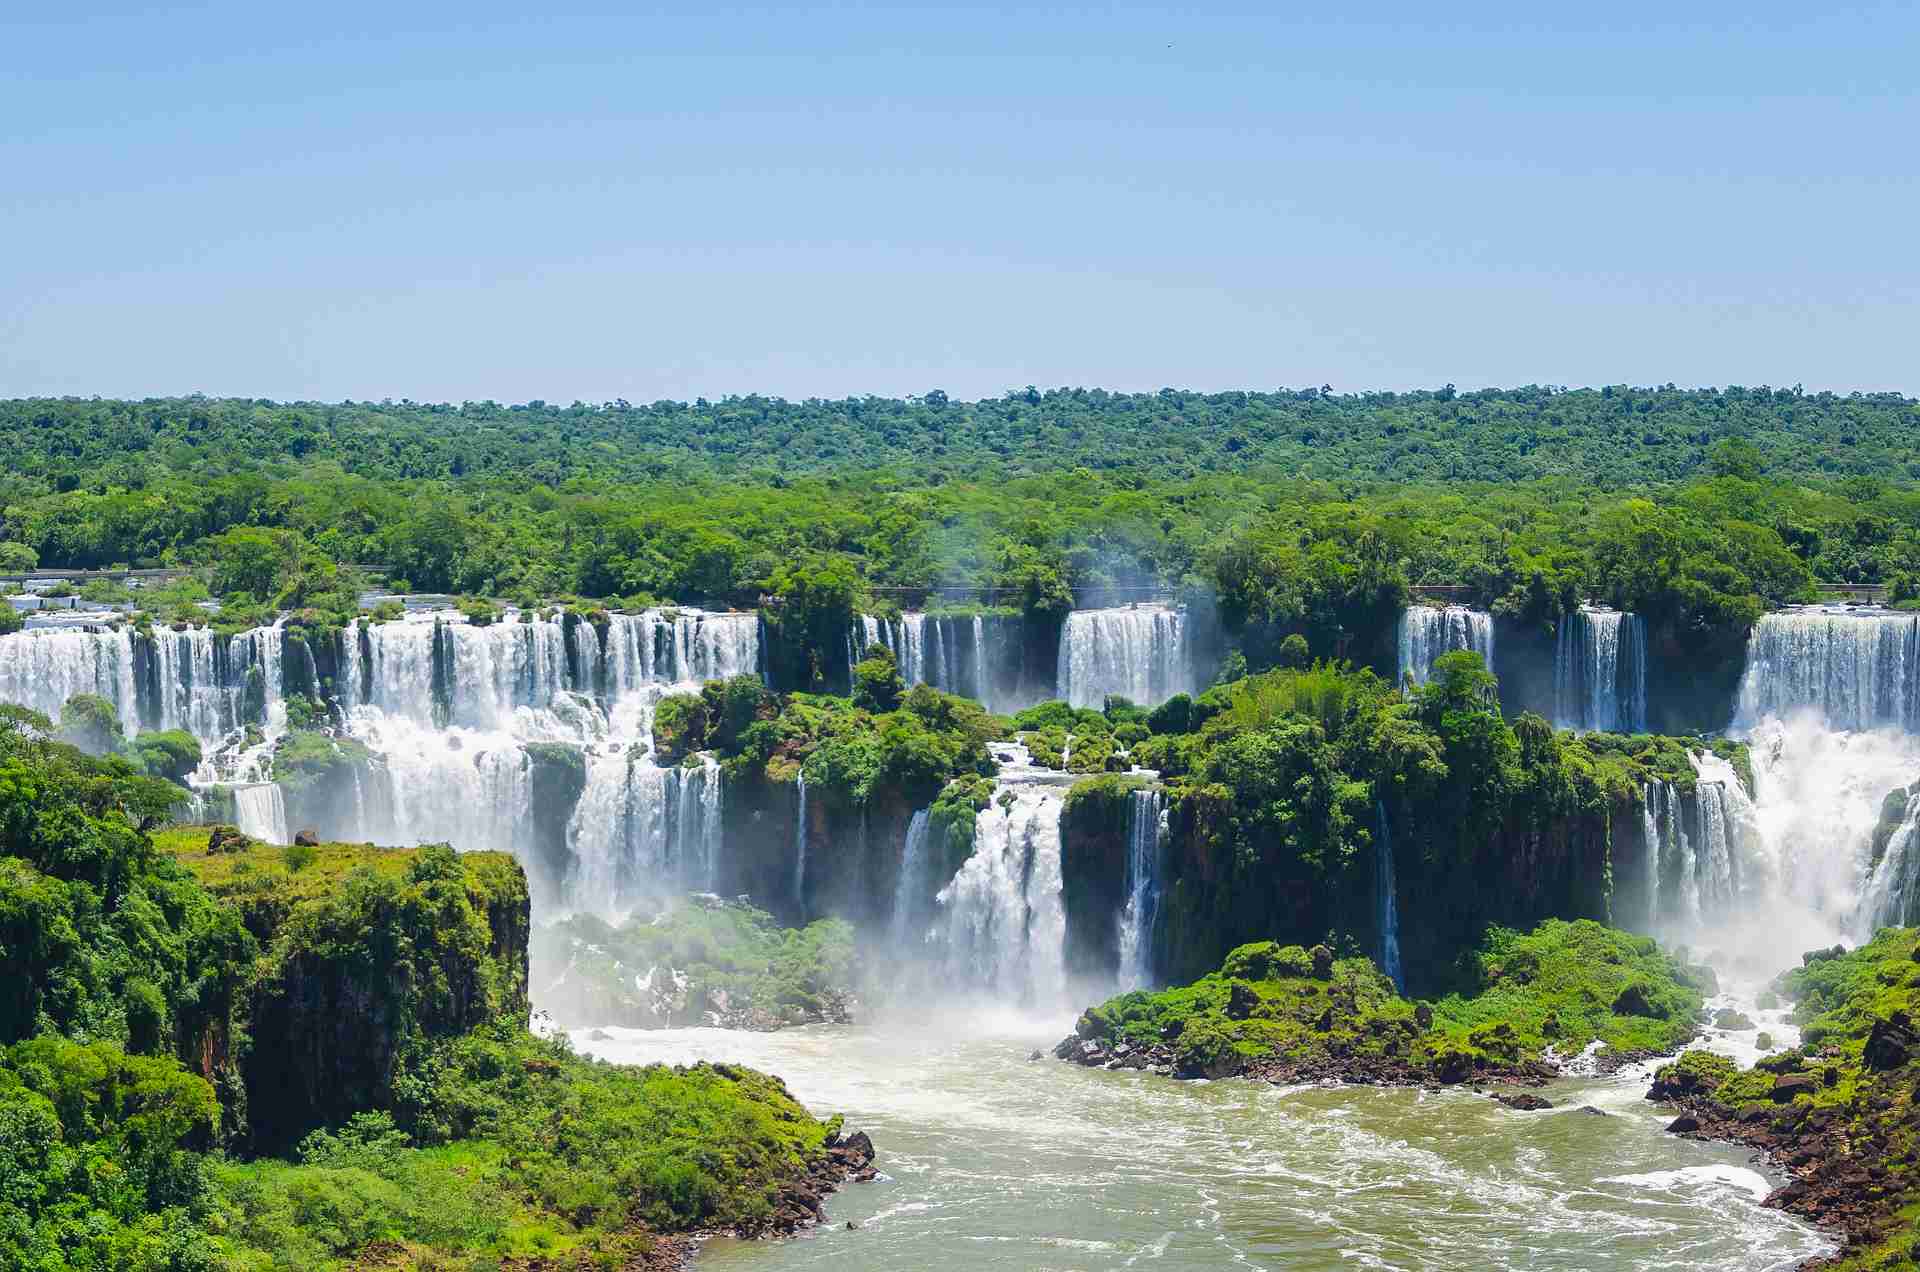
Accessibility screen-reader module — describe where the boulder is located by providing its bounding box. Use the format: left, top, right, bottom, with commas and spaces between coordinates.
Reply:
1771, 1073, 1819, 1101
1495, 1092, 1553, 1111
293, 828, 320, 847
1310, 945, 1334, 980
1864, 1012, 1917, 1071
1225, 981, 1259, 1021
1611, 983, 1659, 1018
1666, 1114, 1700, 1133
1711, 1008, 1755, 1031
206, 824, 252, 854
1414, 1003, 1433, 1031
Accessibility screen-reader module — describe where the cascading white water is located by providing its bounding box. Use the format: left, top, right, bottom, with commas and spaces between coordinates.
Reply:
325, 607, 759, 915
887, 807, 934, 949
146, 626, 230, 740
1735, 608, 1920, 732
1374, 800, 1404, 991
1689, 751, 1751, 916
234, 782, 288, 845
1860, 792, 1920, 930
0, 626, 139, 736
792, 775, 808, 911
1057, 606, 1191, 710
1115, 788, 1165, 990
1661, 708, 1920, 973
935, 742, 1071, 1005
1721, 608, 1920, 953
1396, 605, 1494, 688
1640, 780, 1673, 928
1553, 608, 1646, 732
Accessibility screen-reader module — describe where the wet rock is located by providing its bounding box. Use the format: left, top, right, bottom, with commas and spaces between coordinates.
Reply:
1864, 1012, 1916, 1071
1434, 1051, 1473, 1085
1771, 1073, 1819, 1101
1712, 1008, 1755, 1031
1576, 1105, 1608, 1117
1414, 1003, 1433, 1031
1611, 983, 1658, 1018
1310, 945, 1334, 980
1225, 981, 1259, 1020
293, 828, 320, 847
1494, 1092, 1553, 1111
1666, 1114, 1700, 1133
1027, 1049, 1043, 1062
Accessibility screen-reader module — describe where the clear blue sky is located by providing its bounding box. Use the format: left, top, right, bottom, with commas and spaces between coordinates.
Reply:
4, 2, 1914, 403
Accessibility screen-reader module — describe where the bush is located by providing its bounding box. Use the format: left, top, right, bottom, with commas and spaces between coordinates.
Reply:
652, 692, 708, 763
131, 729, 202, 784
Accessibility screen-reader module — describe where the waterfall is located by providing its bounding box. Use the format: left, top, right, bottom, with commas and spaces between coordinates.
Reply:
1689, 751, 1750, 916
1057, 606, 1191, 710
234, 782, 288, 845
0, 626, 139, 735
563, 753, 724, 914
1115, 789, 1165, 990
325, 606, 756, 914
935, 742, 1071, 1004
792, 775, 808, 913
888, 807, 934, 949
1860, 794, 1920, 930
972, 614, 989, 705
1640, 781, 1664, 927
146, 626, 231, 740
1374, 800, 1404, 991
1553, 608, 1646, 732
1396, 606, 1494, 688
1735, 608, 1920, 732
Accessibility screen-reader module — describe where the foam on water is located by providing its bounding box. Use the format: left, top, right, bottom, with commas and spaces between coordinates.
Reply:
580, 1011, 1831, 1272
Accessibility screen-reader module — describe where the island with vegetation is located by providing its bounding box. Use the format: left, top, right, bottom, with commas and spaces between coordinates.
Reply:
0, 707, 874, 1271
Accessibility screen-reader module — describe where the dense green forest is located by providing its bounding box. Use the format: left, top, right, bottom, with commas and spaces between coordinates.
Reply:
4, 386, 1915, 486
7, 390, 1920, 689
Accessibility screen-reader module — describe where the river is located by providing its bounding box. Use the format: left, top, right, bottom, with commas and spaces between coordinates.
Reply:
575, 986, 1832, 1272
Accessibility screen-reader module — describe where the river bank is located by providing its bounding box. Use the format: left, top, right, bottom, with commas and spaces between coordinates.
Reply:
577, 1004, 1832, 1271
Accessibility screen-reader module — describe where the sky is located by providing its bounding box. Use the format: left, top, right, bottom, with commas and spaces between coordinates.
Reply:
3, 1, 1915, 404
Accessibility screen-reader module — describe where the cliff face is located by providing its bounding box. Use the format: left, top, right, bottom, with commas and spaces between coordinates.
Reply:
1062, 783, 1625, 997
722, 771, 926, 928
164, 835, 530, 1151
1058, 778, 1135, 981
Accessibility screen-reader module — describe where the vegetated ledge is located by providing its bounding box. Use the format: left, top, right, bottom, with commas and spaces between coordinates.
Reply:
145, 824, 881, 1268
535, 895, 858, 1032
1056, 919, 1709, 1094
1646, 929, 1920, 1271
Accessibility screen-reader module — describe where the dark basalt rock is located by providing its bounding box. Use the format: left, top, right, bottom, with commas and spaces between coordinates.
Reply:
1225, 981, 1259, 1021
1771, 1073, 1818, 1101
1864, 1012, 1917, 1071
1665, 1114, 1700, 1133
1494, 1092, 1553, 1111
